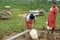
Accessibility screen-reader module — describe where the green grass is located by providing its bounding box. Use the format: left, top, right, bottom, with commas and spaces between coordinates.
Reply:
0, 2, 52, 11
0, 2, 60, 40
0, 9, 60, 35
0, 1, 60, 36
0, 10, 27, 35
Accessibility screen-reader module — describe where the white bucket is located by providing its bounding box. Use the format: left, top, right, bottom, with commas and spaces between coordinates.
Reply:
29, 29, 38, 39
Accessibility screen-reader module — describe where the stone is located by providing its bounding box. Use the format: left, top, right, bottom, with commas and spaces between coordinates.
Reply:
0, 10, 10, 19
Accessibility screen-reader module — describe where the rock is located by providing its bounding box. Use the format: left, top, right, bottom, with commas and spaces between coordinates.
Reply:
39, 9, 45, 16
0, 10, 10, 20
29, 9, 45, 16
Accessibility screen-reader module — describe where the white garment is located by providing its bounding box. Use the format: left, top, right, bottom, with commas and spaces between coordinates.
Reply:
50, 7, 53, 11
46, 21, 52, 30
26, 14, 36, 22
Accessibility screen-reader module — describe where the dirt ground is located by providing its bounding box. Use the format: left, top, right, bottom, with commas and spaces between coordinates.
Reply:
1, 29, 60, 40
16, 29, 60, 40
17, 14, 27, 18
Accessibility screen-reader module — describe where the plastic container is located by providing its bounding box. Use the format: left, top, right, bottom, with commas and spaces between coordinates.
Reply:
29, 29, 38, 39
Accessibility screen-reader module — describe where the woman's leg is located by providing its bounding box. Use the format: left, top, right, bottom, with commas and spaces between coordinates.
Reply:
51, 27, 54, 34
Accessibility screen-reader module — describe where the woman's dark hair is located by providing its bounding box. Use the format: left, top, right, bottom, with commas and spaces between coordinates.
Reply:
52, 2, 56, 5
30, 14, 35, 20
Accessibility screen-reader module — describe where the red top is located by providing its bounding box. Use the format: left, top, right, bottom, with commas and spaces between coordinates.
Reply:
48, 6, 58, 28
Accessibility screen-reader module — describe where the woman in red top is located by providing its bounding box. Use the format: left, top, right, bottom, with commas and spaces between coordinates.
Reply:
47, 2, 59, 34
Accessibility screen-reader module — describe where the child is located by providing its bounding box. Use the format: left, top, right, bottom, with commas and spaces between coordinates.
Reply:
25, 14, 37, 40
26, 14, 36, 30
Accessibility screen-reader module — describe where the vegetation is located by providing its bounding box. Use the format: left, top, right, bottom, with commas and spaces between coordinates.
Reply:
0, 1, 60, 40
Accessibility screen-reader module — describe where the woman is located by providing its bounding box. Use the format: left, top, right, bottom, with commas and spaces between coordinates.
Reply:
47, 2, 59, 34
